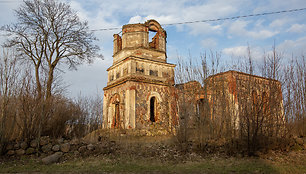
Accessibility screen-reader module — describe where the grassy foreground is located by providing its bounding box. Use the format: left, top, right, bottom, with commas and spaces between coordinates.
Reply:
1, 151, 305, 174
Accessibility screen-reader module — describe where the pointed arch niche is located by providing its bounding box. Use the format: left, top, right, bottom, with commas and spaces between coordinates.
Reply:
108, 93, 121, 128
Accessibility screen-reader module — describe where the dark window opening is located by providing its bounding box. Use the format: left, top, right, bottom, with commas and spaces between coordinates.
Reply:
136, 67, 144, 74
136, 63, 144, 74
116, 72, 120, 79
150, 70, 158, 76
150, 97, 156, 122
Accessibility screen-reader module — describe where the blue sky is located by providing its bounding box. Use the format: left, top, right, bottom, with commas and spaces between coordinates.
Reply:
0, 0, 306, 98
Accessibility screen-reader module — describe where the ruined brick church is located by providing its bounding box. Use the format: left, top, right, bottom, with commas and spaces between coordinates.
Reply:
102, 20, 284, 136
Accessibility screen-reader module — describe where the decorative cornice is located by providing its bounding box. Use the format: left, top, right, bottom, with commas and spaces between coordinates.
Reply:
103, 76, 174, 90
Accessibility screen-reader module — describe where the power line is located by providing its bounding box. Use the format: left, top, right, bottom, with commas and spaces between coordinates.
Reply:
1, 7, 305, 34
90, 27, 122, 32
163, 7, 306, 26
90, 7, 306, 32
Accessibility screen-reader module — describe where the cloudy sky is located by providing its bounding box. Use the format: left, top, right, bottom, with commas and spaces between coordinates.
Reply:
0, 0, 306, 98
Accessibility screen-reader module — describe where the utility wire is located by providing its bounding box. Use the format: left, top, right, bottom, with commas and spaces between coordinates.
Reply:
90, 27, 122, 32
163, 7, 306, 26
1, 7, 306, 34
90, 7, 306, 32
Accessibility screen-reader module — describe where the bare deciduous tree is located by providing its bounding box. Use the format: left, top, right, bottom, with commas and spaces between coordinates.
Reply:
283, 55, 306, 137
2, 0, 101, 100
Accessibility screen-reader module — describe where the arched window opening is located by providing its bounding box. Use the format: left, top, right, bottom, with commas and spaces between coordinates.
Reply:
149, 30, 156, 42
114, 102, 120, 128
150, 97, 156, 122
196, 99, 205, 116
149, 30, 159, 49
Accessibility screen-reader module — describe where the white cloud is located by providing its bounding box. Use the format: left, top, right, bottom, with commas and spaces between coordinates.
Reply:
68, 0, 123, 48
277, 36, 306, 55
128, 16, 143, 24
223, 46, 248, 58
108, 0, 244, 36
179, 1, 240, 35
248, 30, 278, 39
188, 23, 223, 35
286, 24, 306, 33
201, 38, 217, 49
128, 15, 177, 25
223, 46, 263, 59
180, 0, 240, 20
144, 15, 177, 25
228, 20, 279, 39
253, 0, 306, 13
269, 18, 289, 28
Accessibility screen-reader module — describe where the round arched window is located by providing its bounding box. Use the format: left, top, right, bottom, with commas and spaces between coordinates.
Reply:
150, 97, 156, 122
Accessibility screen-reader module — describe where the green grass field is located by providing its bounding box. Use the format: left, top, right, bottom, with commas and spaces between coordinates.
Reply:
1, 151, 305, 173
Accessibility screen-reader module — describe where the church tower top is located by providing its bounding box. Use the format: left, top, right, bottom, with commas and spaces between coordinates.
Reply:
112, 20, 167, 65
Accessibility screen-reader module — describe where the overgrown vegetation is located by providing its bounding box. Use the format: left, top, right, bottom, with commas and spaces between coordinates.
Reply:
175, 46, 305, 155
1, 145, 305, 174
0, 48, 102, 154
0, 0, 102, 155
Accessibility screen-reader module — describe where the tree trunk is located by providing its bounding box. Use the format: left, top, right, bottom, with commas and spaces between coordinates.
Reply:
35, 64, 42, 100
46, 66, 54, 100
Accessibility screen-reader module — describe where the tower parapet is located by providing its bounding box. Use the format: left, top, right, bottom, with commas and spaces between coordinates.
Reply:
112, 20, 167, 64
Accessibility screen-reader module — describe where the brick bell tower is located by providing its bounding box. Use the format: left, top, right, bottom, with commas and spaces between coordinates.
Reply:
102, 20, 177, 134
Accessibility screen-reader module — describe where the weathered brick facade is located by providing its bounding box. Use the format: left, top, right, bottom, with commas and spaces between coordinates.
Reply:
103, 20, 177, 135
175, 71, 284, 139
204, 71, 284, 131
